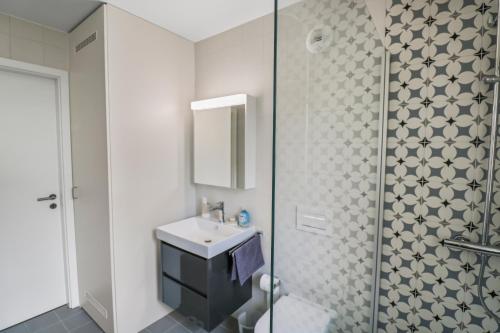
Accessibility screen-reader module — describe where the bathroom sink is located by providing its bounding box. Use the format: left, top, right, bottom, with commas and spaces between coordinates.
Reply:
156, 217, 256, 259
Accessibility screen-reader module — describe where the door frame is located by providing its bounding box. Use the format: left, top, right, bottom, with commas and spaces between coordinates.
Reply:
0, 57, 80, 308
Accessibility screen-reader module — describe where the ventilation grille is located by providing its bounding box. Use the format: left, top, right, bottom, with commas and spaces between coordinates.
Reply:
75, 32, 97, 53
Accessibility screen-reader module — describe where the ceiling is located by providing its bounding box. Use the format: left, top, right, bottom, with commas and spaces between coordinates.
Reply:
105, 0, 297, 41
0, 0, 297, 41
0, 0, 101, 33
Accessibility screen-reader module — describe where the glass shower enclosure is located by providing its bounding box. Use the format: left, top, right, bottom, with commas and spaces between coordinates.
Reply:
271, 0, 500, 332
271, 0, 387, 331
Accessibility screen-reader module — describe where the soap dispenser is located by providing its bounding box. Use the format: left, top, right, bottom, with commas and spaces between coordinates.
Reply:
238, 209, 250, 228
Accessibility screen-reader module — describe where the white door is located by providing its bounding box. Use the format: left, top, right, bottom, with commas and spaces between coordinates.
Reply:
0, 68, 67, 330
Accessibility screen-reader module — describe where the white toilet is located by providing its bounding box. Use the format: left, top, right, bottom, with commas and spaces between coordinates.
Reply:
254, 293, 336, 333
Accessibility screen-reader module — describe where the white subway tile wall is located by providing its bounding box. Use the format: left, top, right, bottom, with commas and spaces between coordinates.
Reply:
0, 13, 69, 70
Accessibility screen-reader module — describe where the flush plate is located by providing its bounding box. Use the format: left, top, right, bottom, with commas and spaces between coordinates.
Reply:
296, 206, 333, 236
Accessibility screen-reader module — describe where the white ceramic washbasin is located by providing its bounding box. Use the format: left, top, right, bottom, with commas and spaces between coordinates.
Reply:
156, 217, 256, 259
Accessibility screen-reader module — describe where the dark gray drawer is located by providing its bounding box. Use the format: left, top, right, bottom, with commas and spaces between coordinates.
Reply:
162, 276, 208, 324
161, 242, 207, 295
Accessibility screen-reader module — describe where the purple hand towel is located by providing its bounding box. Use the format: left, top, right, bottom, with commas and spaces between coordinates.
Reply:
231, 234, 264, 285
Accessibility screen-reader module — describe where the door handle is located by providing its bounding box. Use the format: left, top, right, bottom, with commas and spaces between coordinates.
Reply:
37, 194, 57, 201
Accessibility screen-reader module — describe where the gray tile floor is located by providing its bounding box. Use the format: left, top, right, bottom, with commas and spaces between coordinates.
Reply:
1, 305, 103, 333
141, 311, 238, 333
1, 306, 238, 333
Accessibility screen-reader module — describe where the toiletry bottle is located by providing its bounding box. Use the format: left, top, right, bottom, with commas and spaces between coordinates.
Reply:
238, 209, 250, 228
228, 216, 237, 225
201, 197, 210, 218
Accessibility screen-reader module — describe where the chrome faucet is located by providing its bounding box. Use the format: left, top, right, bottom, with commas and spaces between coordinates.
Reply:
209, 201, 225, 223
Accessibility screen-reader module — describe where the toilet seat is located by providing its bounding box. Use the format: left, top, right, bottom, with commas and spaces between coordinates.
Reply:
254, 294, 335, 333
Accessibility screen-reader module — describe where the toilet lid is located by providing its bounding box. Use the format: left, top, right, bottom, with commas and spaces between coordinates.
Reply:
254, 294, 335, 333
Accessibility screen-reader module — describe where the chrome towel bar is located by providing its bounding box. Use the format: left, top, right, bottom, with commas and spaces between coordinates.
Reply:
443, 239, 500, 257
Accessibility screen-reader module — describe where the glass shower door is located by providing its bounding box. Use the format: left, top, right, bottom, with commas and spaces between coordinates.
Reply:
271, 0, 387, 332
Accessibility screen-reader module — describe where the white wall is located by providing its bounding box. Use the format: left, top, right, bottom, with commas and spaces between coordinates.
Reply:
194, 14, 275, 312
69, 6, 114, 333
105, 6, 196, 333
69, 3, 382, 331
0, 12, 69, 70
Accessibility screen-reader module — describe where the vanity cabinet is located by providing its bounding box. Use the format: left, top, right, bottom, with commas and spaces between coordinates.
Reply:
161, 242, 252, 331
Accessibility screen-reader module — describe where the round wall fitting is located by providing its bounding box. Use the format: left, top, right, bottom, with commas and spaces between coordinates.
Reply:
306, 25, 333, 53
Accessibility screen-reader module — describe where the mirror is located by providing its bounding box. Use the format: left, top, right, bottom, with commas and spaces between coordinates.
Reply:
191, 94, 256, 189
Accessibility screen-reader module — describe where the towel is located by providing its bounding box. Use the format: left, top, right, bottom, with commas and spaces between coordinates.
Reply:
231, 234, 264, 285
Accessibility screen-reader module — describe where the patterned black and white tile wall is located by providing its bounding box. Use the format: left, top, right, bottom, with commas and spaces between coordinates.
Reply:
379, 0, 500, 332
